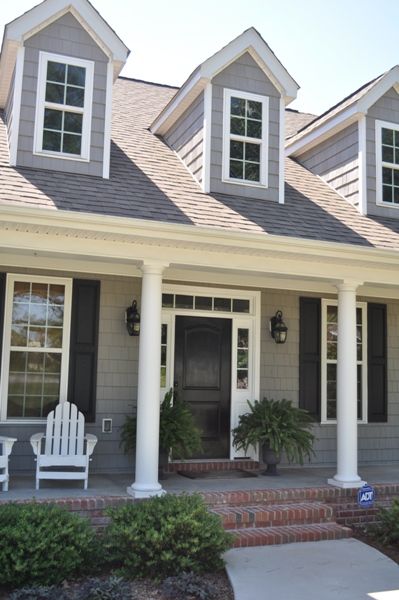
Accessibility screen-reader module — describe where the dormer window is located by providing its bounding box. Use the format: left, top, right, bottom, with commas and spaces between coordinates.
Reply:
222, 89, 269, 187
376, 120, 399, 207
34, 52, 94, 161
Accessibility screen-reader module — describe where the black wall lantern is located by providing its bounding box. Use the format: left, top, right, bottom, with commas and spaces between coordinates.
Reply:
125, 300, 140, 336
270, 310, 288, 344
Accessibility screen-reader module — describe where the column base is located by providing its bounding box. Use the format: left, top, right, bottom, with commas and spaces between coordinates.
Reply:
327, 477, 366, 489
127, 483, 165, 499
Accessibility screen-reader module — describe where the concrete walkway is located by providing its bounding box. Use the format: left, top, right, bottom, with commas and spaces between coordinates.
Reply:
225, 538, 399, 600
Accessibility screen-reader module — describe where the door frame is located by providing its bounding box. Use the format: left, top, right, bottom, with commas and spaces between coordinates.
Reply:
161, 284, 261, 459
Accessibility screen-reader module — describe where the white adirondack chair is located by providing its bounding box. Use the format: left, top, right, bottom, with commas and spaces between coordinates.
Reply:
30, 402, 97, 490
0, 436, 16, 491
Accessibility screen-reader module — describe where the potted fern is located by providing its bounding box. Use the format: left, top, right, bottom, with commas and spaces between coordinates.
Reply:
121, 388, 202, 477
232, 398, 315, 475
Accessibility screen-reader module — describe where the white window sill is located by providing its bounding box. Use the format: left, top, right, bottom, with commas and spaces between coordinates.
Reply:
33, 150, 90, 163
222, 177, 268, 189
320, 420, 368, 425
376, 200, 399, 209
2, 420, 47, 425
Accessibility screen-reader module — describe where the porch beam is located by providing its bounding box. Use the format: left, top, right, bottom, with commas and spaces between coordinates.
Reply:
127, 261, 169, 499
328, 281, 366, 489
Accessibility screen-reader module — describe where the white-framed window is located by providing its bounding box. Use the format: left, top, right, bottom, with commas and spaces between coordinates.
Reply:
34, 52, 94, 161
222, 88, 269, 187
321, 299, 367, 424
375, 120, 399, 207
0, 275, 72, 422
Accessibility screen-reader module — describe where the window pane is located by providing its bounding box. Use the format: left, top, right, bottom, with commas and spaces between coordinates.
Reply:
14, 282, 30, 303
47, 305, 64, 327
175, 295, 193, 309
230, 117, 245, 136
160, 367, 166, 388
31, 284, 48, 304
195, 296, 212, 310
394, 187, 399, 204
383, 185, 393, 203
244, 162, 260, 182
11, 325, 28, 347
46, 328, 63, 348
47, 61, 66, 83
62, 133, 82, 155
45, 353, 61, 374
43, 130, 61, 152
382, 128, 393, 145
29, 304, 47, 326
8, 372, 25, 394
64, 112, 83, 133
237, 370, 248, 389
327, 323, 338, 342
327, 342, 337, 360
49, 285, 65, 305
43, 374, 60, 395
245, 143, 260, 162
8, 397, 24, 417
230, 160, 243, 179
66, 86, 84, 107
28, 327, 46, 348
237, 349, 248, 368
382, 145, 394, 163
237, 328, 249, 348
383, 167, 393, 184
162, 293, 174, 308
27, 353, 45, 373
25, 373, 43, 395
246, 120, 262, 139
67, 65, 86, 87
230, 140, 244, 160
9, 351, 27, 372
395, 149, 399, 165
357, 365, 362, 420
231, 97, 245, 116
214, 297, 231, 311
12, 303, 29, 324
161, 324, 167, 345
233, 299, 250, 313
327, 305, 337, 322
45, 82, 65, 104
25, 397, 44, 418
44, 108, 62, 130
247, 100, 262, 120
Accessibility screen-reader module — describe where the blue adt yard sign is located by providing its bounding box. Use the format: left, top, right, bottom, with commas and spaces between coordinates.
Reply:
357, 484, 375, 507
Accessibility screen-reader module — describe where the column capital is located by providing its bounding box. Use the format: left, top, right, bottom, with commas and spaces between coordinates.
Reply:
335, 280, 363, 293
140, 260, 170, 276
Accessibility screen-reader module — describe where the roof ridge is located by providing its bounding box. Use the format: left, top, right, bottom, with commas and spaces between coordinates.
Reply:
117, 75, 179, 90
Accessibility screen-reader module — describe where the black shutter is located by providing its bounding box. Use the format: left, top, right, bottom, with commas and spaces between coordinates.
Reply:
368, 303, 387, 423
68, 279, 100, 423
0, 273, 6, 384
299, 297, 321, 421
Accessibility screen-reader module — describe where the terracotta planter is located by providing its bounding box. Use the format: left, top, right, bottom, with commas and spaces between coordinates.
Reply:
261, 444, 281, 476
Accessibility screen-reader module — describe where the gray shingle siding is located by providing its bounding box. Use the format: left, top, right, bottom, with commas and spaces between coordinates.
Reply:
367, 86, 399, 218
164, 92, 204, 183
210, 52, 280, 201
17, 12, 108, 177
298, 123, 359, 206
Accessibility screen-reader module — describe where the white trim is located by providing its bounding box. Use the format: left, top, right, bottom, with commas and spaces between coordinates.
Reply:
222, 88, 269, 188
0, 274, 72, 423
321, 299, 367, 425
358, 115, 367, 215
33, 51, 94, 161
375, 119, 399, 209
202, 82, 212, 193
279, 97, 285, 204
102, 60, 113, 179
161, 283, 260, 460
8, 45, 25, 167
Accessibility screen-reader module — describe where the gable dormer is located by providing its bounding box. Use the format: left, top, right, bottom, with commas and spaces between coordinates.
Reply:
0, 0, 129, 178
286, 66, 399, 220
151, 28, 299, 203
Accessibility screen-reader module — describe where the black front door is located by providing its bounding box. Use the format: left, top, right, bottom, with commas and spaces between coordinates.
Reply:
174, 316, 232, 459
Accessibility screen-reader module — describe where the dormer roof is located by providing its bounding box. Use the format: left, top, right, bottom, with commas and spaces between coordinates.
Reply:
286, 65, 399, 156
151, 27, 299, 136
0, 0, 130, 108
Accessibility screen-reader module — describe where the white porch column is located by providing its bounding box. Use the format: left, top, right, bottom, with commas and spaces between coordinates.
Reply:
127, 261, 168, 498
328, 281, 365, 489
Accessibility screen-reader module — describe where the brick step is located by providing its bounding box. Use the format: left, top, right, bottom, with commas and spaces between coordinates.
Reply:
211, 501, 334, 529
232, 522, 352, 548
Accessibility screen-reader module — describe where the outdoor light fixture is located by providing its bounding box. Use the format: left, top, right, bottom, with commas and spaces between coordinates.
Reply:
125, 300, 140, 336
270, 310, 288, 344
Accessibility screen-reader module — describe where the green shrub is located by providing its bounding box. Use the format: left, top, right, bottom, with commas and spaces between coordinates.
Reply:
0, 503, 95, 587
376, 499, 399, 545
161, 571, 218, 600
72, 576, 132, 600
105, 494, 232, 579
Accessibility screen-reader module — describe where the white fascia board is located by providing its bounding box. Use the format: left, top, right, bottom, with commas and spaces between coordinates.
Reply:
357, 66, 399, 112
286, 105, 360, 157
2, 203, 399, 270
151, 27, 299, 136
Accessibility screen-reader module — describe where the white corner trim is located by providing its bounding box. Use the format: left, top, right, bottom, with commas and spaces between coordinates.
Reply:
358, 114, 367, 215
8, 45, 25, 167
102, 60, 113, 179
279, 97, 285, 204
222, 88, 269, 188
202, 82, 212, 193
33, 51, 94, 161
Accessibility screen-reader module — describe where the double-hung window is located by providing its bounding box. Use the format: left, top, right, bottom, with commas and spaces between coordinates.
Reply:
0, 275, 72, 421
34, 52, 94, 160
321, 300, 367, 424
376, 120, 399, 206
223, 89, 268, 186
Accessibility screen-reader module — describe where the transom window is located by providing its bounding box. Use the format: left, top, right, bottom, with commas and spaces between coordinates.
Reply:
0, 275, 72, 421
321, 300, 367, 424
34, 52, 94, 160
223, 89, 268, 187
162, 293, 250, 314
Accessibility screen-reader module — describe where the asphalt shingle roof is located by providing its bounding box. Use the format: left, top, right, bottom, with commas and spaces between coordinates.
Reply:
1, 77, 399, 252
